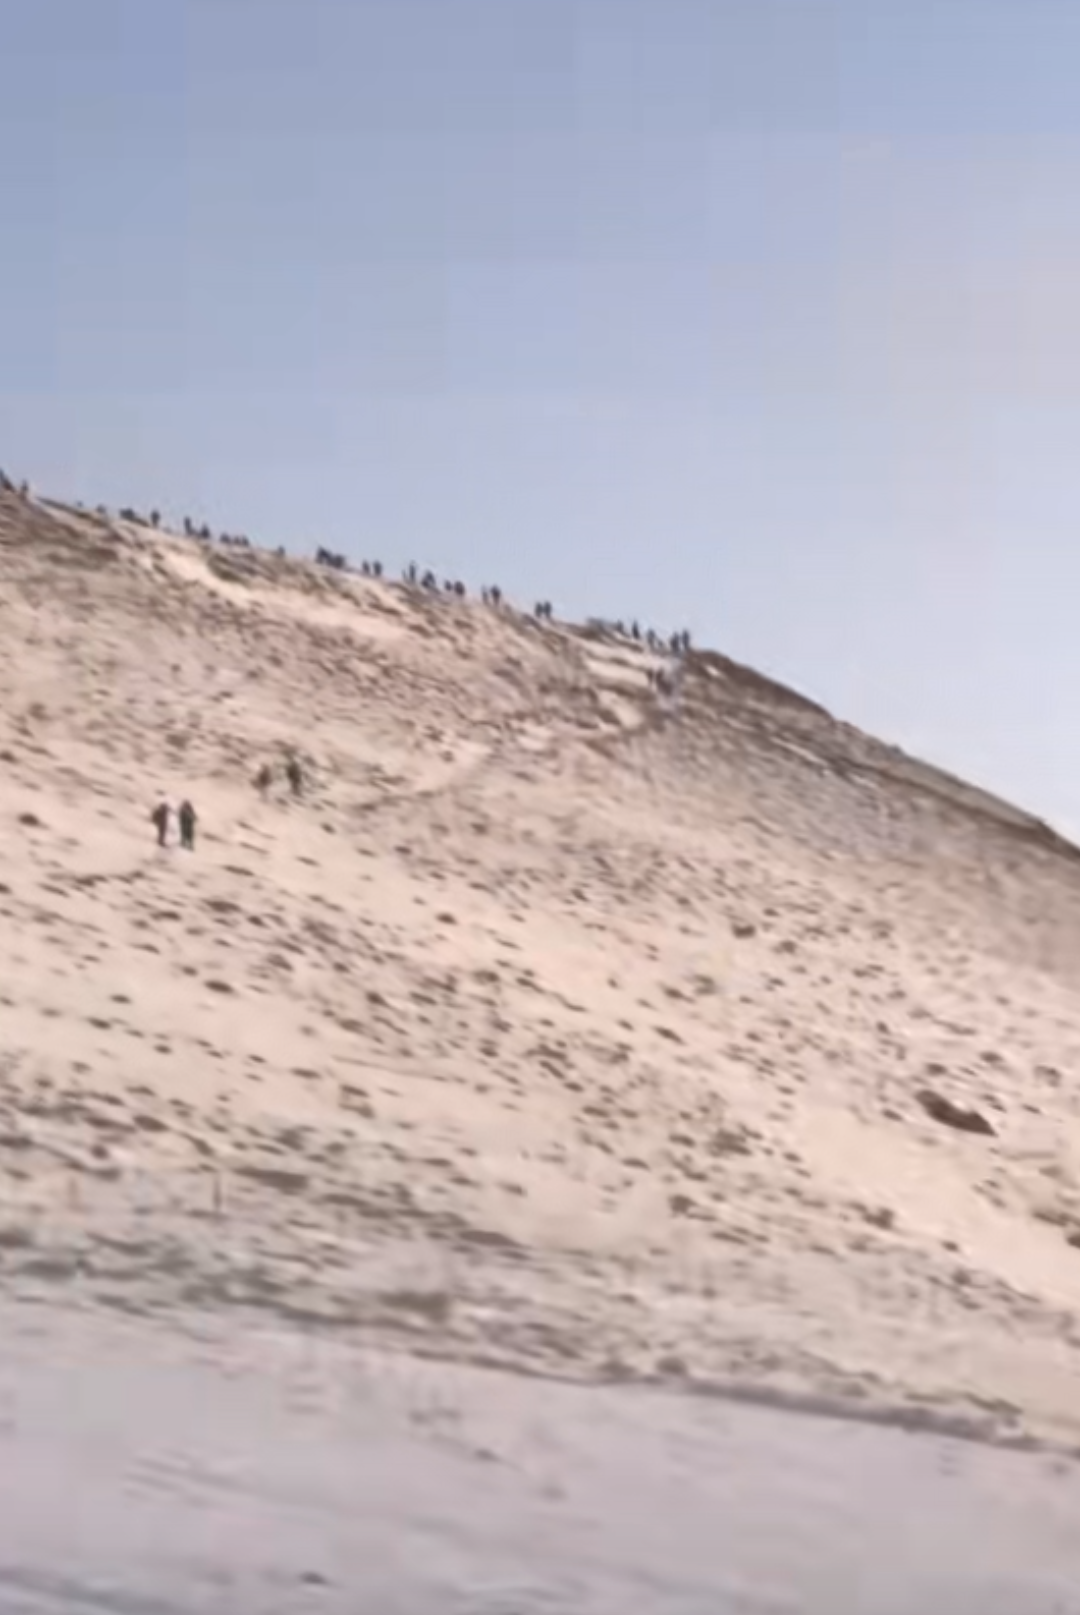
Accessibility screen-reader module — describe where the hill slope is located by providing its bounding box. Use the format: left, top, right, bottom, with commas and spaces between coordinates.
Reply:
3, 487, 1080, 1444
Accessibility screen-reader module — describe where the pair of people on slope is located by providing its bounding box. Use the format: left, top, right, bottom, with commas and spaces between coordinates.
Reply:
151, 799, 197, 850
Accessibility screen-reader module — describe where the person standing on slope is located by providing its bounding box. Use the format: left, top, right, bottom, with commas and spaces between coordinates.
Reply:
151, 800, 170, 848
178, 799, 197, 851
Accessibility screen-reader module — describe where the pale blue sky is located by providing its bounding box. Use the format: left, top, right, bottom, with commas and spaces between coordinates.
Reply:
3, 1, 1080, 830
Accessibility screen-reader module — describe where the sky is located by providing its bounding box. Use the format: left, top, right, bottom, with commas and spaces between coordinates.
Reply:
3, 0, 1080, 831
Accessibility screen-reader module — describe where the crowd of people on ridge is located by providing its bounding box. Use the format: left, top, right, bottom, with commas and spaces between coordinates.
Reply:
3, 469, 695, 677
1, 469, 697, 863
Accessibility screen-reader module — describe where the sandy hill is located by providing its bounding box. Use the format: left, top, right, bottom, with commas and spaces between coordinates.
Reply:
3, 486, 1080, 1446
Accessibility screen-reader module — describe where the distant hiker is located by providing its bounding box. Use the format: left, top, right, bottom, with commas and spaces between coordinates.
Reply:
178, 799, 197, 851
254, 763, 273, 797
151, 800, 170, 848
285, 755, 304, 798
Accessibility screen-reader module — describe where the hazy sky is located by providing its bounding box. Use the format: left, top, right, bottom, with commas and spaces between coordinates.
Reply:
3, 1, 1079, 830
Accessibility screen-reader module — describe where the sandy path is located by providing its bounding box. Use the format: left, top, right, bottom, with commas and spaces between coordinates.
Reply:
0, 1299, 1079, 1613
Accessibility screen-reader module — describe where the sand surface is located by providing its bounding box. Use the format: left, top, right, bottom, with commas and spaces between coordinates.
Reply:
1, 1298, 1080, 1613
3, 488, 1080, 1451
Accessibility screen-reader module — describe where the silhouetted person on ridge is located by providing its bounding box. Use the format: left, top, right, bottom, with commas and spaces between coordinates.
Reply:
286, 756, 304, 798
178, 799, 197, 851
